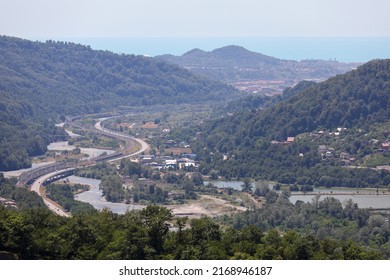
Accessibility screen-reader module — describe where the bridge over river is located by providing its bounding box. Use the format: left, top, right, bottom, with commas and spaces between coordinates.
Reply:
17, 113, 149, 216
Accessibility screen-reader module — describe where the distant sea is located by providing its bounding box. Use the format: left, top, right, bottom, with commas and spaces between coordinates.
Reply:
36, 37, 390, 63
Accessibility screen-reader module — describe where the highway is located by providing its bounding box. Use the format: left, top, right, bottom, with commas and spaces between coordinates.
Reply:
30, 169, 74, 217
94, 120, 149, 161
21, 114, 149, 217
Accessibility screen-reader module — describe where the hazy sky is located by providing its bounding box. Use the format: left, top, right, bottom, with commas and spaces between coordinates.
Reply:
1, 0, 390, 39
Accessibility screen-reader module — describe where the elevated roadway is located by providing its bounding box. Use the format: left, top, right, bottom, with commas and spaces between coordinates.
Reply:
30, 169, 75, 217
18, 114, 149, 217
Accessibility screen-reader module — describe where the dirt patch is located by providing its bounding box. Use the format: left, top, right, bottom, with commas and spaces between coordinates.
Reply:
141, 122, 159, 129
167, 195, 247, 218
164, 147, 192, 155
116, 122, 135, 129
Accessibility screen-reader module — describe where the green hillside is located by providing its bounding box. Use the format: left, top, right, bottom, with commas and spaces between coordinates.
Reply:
191, 60, 390, 186
0, 36, 239, 171
250, 59, 390, 140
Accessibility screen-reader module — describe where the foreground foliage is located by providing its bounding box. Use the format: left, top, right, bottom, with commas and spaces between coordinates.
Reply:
0, 204, 385, 260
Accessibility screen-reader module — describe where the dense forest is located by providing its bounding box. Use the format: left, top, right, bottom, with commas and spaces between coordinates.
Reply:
0, 173, 44, 209
0, 204, 384, 260
200, 60, 390, 141
0, 36, 239, 171
221, 190, 390, 258
188, 60, 390, 185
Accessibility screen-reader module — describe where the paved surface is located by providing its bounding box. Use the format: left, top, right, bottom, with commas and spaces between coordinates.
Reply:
94, 120, 149, 161
30, 169, 74, 217
28, 117, 149, 217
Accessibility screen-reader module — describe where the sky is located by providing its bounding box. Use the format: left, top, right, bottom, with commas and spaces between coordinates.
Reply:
1, 0, 390, 39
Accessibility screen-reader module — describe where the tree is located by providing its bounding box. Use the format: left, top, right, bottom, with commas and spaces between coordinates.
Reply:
190, 217, 221, 245
254, 181, 270, 196
140, 205, 173, 254
191, 172, 204, 186
241, 178, 252, 193
175, 217, 189, 244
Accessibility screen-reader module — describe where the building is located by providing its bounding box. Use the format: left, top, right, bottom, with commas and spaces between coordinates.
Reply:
0, 197, 17, 208
177, 158, 197, 169
287, 137, 295, 143
165, 159, 178, 169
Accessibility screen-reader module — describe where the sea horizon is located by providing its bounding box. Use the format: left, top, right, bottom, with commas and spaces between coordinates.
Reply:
27, 36, 390, 63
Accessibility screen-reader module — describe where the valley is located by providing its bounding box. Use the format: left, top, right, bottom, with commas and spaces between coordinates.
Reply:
1, 36, 390, 260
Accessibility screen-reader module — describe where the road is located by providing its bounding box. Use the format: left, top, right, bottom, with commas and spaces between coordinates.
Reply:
30, 169, 74, 217
27, 116, 149, 217
94, 120, 149, 161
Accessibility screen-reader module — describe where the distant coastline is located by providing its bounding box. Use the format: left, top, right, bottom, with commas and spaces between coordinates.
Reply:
28, 36, 390, 63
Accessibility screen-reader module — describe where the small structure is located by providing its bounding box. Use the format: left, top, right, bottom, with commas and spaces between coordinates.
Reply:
381, 143, 390, 150
181, 153, 197, 160
165, 140, 176, 147
0, 197, 17, 208
177, 158, 197, 169
139, 155, 155, 163
318, 145, 327, 153
165, 159, 178, 169
287, 137, 295, 143
340, 152, 351, 160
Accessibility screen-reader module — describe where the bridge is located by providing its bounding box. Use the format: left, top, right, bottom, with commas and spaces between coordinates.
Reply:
16, 114, 149, 216
17, 114, 147, 186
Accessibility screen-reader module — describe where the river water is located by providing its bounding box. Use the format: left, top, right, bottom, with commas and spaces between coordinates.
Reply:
204, 180, 246, 191
204, 180, 390, 209
68, 175, 144, 214
290, 192, 390, 209
47, 141, 115, 158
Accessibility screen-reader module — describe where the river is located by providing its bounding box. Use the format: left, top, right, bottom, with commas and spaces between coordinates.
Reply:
68, 175, 144, 214
47, 141, 115, 158
289, 192, 390, 209
204, 180, 390, 209
204, 180, 246, 191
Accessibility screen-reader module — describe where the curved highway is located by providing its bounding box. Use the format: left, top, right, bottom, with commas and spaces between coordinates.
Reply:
30, 169, 74, 217
94, 120, 149, 160
25, 115, 149, 217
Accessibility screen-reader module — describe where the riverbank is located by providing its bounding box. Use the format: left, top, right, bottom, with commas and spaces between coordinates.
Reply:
69, 176, 144, 214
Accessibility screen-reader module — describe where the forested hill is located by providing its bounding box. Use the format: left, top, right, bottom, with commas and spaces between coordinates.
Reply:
192, 60, 390, 182
0, 36, 238, 171
0, 36, 238, 113
157, 45, 359, 83
206, 59, 390, 142
159, 45, 281, 69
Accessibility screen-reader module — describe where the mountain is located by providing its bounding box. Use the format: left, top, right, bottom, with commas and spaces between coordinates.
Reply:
157, 45, 360, 94
0, 36, 239, 171
191, 60, 390, 186
177, 45, 281, 68
0, 36, 238, 113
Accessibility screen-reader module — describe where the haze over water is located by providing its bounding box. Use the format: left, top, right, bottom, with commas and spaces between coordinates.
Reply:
49, 37, 390, 63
